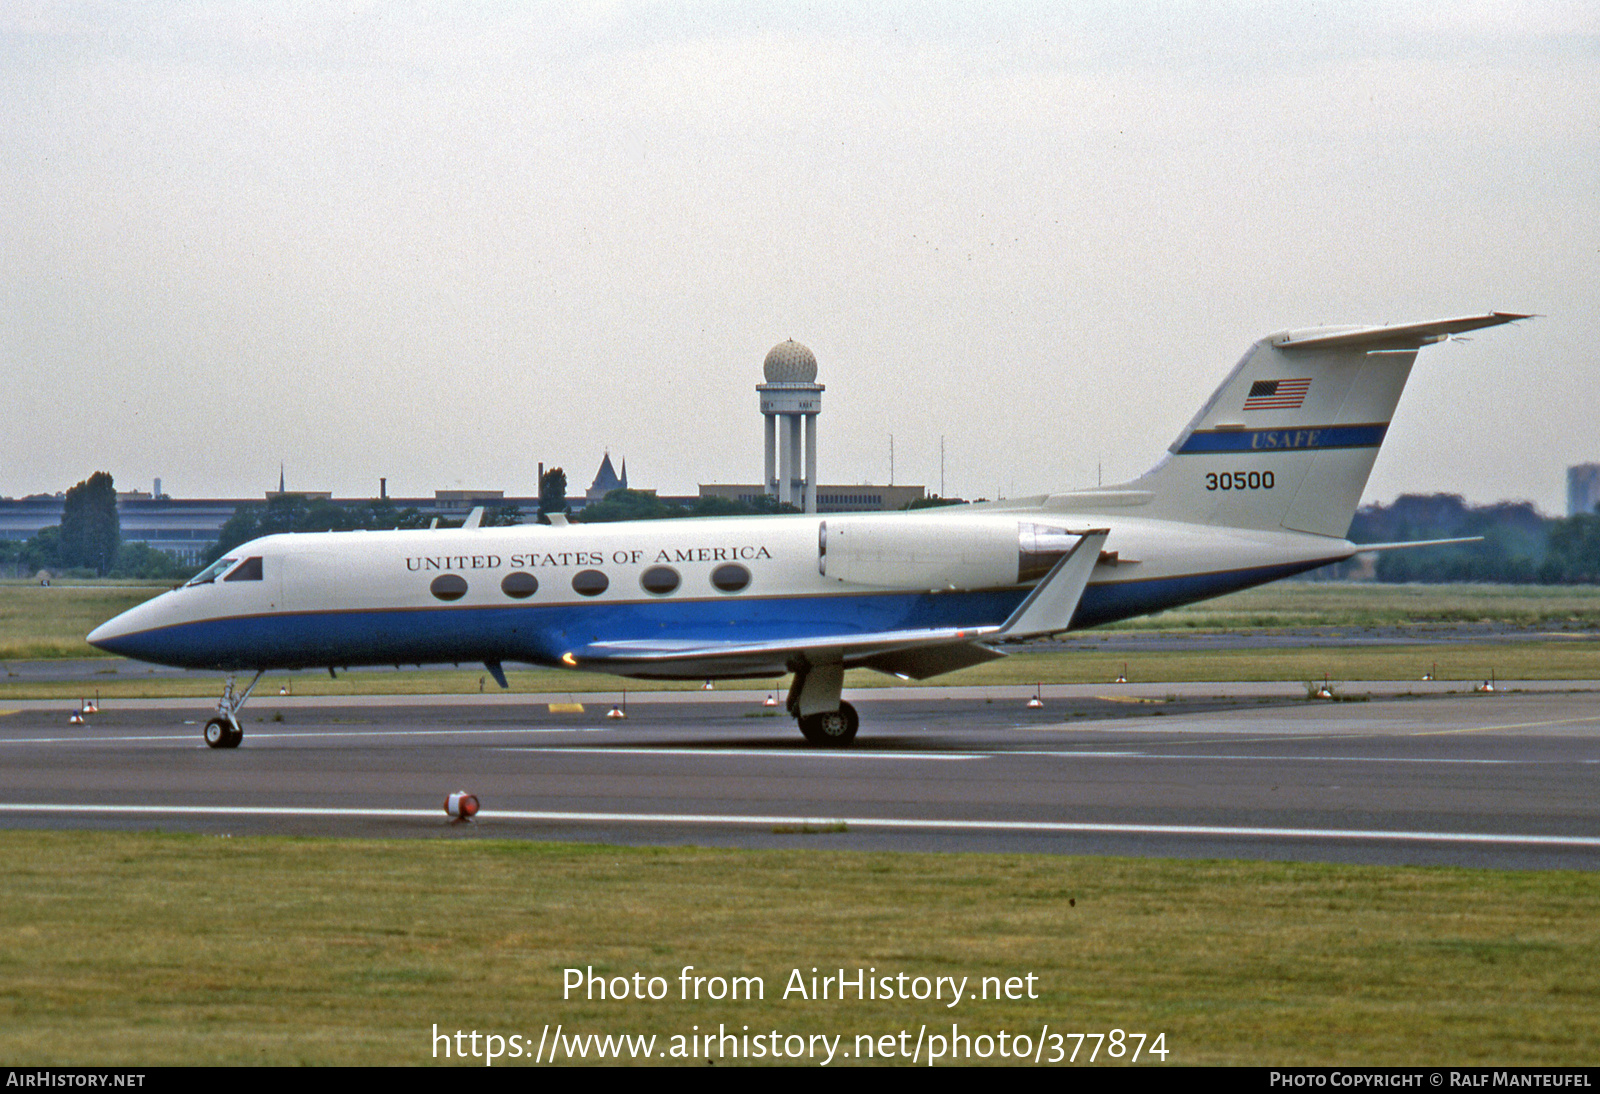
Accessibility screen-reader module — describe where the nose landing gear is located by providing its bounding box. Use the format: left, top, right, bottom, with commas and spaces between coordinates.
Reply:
204, 671, 262, 749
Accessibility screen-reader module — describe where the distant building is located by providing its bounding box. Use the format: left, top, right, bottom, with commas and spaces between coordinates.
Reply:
432, 490, 504, 513
0, 486, 540, 565
758, 340, 824, 512
698, 483, 925, 513
586, 453, 628, 503
1569, 464, 1600, 517
1, 495, 244, 564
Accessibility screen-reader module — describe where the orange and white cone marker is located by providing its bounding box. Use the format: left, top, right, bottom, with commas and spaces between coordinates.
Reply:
444, 792, 480, 822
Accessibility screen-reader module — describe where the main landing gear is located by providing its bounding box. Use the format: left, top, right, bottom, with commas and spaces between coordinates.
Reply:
787, 659, 858, 748
798, 701, 858, 747
204, 671, 262, 749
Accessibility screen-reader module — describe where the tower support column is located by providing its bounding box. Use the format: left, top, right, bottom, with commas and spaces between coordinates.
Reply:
804, 414, 817, 514
778, 415, 795, 506
787, 415, 803, 506
764, 413, 777, 496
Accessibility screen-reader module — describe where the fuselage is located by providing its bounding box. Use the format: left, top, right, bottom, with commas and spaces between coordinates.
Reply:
86, 506, 1353, 678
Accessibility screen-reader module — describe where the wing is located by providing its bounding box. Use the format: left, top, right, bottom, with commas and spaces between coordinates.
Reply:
567, 625, 1007, 679
562, 530, 1109, 680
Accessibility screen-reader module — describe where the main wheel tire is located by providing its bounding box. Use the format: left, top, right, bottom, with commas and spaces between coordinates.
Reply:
204, 718, 231, 749
225, 724, 244, 748
797, 700, 859, 747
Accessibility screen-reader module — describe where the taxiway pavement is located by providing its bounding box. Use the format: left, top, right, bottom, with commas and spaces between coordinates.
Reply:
2, 682, 1597, 869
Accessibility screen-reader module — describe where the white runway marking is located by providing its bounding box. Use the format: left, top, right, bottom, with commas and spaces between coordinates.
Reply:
1, 728, 1589, 766
1007, 750, 1598, 765
0, 726, 623, 746
1, 802, 1596, 849
491, 747, 983, 760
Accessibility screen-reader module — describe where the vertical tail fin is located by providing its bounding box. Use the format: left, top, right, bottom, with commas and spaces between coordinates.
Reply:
1122, 313, 1529, 538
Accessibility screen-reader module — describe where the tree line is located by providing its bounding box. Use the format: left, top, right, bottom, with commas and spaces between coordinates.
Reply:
11, 475, 1599, 585
0, 472, 189, 579
1338, 493, 1600, 584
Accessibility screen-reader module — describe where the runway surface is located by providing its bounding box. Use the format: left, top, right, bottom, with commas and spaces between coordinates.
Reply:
2, 682, 1597, 869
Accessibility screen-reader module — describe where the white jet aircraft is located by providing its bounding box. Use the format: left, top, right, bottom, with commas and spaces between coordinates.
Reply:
89, 313, 1527, 748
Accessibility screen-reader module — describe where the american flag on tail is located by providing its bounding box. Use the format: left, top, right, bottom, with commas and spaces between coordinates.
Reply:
1243, 378, 1311, 411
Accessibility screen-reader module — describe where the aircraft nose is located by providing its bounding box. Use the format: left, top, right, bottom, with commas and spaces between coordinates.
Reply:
87, 612, 136, 653
87, 599, 166, 659
86, 590, 216, 669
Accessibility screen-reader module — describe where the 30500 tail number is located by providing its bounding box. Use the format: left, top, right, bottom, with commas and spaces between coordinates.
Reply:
1205, 471, 1274, 491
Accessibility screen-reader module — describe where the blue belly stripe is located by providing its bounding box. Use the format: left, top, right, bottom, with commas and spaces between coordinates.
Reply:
90, 559, 1339, 674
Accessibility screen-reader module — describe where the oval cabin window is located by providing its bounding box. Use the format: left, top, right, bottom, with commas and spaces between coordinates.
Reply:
710, 563, 751, 593
430, 574, 468, 601
639, 566, 681, 596
501, 571, 538, 599
571, 569, 609, 597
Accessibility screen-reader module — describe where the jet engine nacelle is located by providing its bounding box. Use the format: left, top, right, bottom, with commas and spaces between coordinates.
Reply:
818, 515, 1084, 591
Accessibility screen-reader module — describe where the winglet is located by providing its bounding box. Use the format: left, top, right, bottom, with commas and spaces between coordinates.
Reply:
995, 529, 1108, 639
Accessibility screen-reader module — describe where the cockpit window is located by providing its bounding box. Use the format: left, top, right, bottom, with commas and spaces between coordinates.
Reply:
224, 556, 264, 582
186, 557, 237, 586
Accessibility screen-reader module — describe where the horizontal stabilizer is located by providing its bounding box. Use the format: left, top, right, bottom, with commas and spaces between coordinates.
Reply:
1274, 313, 1531, 352
1349, 536, 1485, 552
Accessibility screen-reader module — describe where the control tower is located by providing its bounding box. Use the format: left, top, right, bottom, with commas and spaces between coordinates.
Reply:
758, 340, 824, 512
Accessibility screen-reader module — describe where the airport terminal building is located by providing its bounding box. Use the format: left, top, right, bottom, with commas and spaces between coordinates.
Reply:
0, 488, 535, 566
697, 483, 925, 513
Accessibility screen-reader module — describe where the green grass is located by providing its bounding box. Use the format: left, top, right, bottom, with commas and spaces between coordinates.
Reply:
1121, 582, 1600, 630
0, 581, 168, 659
0, 832, 1594, 1065
970, 642, 1600, 687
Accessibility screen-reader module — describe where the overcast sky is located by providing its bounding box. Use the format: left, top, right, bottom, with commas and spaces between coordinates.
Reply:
3, 2, 1595, 512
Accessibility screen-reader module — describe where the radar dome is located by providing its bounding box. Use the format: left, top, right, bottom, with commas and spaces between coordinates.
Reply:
763, 339, 818, 383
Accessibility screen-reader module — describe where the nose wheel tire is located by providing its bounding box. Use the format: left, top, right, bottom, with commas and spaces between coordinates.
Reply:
204, 717, 242, 749
797, 700, 858, 747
